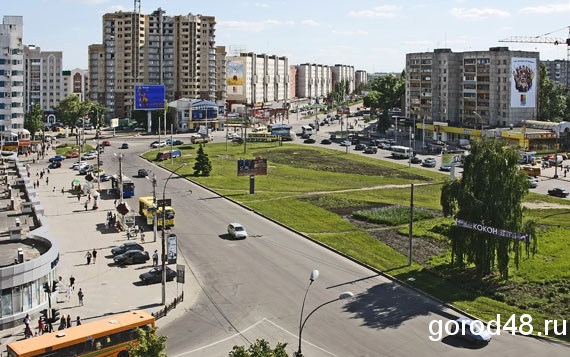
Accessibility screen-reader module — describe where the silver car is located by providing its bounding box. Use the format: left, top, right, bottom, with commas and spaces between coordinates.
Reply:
227, 223, 247, 239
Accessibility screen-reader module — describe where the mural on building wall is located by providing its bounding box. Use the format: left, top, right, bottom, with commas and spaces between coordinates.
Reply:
511, 57, 537, 108
227, 60, 244, 96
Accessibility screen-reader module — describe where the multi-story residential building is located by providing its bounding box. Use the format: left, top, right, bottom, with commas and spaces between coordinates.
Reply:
542, 59, 570, 88
0, 16, 25, 142
354, 70, 368, 94
331, 64, 355, 94
215, 46, 227, 104
406, 47, 539, 144
226, 52, 289, 109
62, 68, 88, 103
88, 8, 217, 121
295, 63, 330, 102
23, 45, 63, 112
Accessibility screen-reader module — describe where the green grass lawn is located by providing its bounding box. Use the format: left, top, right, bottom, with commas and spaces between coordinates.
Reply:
143, 142, 570, 340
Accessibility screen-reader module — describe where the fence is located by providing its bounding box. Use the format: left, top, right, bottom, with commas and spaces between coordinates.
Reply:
151, 292, 184, 321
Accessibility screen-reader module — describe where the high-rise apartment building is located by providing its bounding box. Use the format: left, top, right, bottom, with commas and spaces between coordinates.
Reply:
331, 64, 355, 94
0, 16, 24, 141
406, 47, 539, 132
24, 45, 63, 112
62, 68, 89, 102
88, 8, 217, 120
295, 63, 330, 101
542, 59, 570, 88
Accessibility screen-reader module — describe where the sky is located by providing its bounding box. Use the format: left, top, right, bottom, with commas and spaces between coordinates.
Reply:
3, 0, 570, 73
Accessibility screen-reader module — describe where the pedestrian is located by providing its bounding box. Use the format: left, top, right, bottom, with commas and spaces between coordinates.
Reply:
24, 324, 33, 338
76, 316, 82, 326
78, 288, 84, 306
67, 285, 73, 301
23, 313, 30, 327
85, 251, 92, 265
33, 181, 36, 189
92, 249, 97, 263
46, 177, 49, 185
140, 227, 145, 243
53, 186, 56, 192
69, 275, 75, 288
84, 201, 88, 211
61, 187, 65, 195
66, 314, 72, 328
59, 316, 66, 330
77, 192, 81, 202
152, 250, 159, 267
36, 179, 40, 187
37, 318, 44, 335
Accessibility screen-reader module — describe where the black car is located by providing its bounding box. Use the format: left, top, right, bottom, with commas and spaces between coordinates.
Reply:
410, 156, 422, 164
139, 266, 177, 285
354, 143, 366, 151
113, 250, 150, 265
48, 162, 62, 169
304, 138, 316, 144
548, 188, 569, 198
121, 143, 129, 149
321, 139, 332, 145
364, 146, 378, 154
138, 169, 149, 177
111, 242, 144, 256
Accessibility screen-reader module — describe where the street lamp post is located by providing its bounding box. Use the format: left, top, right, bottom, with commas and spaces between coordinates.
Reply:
161, 163, 187, 305
146, 172, 158, 243
295, 290, 354, 357
113, 153, 124, 202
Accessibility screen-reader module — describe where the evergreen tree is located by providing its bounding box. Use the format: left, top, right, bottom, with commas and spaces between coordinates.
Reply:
193, 144, 212, 176
440, 138, 536, 278
229, 339, 289, 357
127, 326, 167, 357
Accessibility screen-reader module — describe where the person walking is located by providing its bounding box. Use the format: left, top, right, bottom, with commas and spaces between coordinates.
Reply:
76, 316, 82, 326
78, 288, 84, 306
77, 192, 81, 202
67, 284, 73, 301
85, 251, 92, 265
66, 315, 72, 328
92, 249, 97, 263
61, 187, 65, 195
84, 200, 88, 211
69, 275, 75, 288
152, 250, 159, 267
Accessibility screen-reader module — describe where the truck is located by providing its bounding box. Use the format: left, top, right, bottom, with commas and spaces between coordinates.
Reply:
190, 134, 213, 144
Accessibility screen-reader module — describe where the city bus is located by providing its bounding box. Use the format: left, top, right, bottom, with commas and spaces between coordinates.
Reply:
268, 124, 294, 141
111, 175, 135, 198
6, 310, 155, 357
390, 145, 412, 159
139, 196, 175, 228
246, 131, 279, 142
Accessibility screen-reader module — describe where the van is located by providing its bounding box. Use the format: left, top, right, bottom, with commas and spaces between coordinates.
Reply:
156, 149, 181, 161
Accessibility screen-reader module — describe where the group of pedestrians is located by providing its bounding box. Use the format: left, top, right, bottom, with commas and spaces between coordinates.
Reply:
84, 249, 97, 264
105, 211, 118, 229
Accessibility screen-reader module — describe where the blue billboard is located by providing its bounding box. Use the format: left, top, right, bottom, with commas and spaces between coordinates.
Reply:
135, 85, 165, 110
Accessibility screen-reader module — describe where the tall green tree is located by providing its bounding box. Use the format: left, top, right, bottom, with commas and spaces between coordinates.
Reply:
537, 63, 567, 122
363, 72, 405, 132
440, 138, 536, 278
229, 339, 289, 357
86, 100, 106, 128
127, 326, 167, 357
24, 104, 45, 139
193, 144, 212, 176
54, 95, 82, 132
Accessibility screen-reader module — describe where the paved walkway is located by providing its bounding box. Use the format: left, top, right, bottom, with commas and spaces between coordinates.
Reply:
0, 150, 197, 350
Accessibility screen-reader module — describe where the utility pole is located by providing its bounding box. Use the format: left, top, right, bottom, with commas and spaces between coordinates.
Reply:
152, 173, 158, 242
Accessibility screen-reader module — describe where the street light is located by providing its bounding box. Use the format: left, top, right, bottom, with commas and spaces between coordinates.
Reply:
161, 163, 187, 305
295, 290, 354, 357
145, 172, 158, 242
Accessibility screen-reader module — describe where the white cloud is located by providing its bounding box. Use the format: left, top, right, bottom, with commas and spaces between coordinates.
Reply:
519, 3, 570, 14
301, 19, 320, 27
332, 29, 369, 36
254, 2, 269, 8
218, 19, 288, 32
349, 5, 400, 18
450, 7, 510, 20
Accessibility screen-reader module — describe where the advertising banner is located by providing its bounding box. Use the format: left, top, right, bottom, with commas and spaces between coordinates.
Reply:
167, 234, 177, 264
237, 158, 268, 176
176, 264, 185, 284
511, 58, 537, 108
227, 60, 244, 96
135, 85, 165, 110
456, 218, 530, 242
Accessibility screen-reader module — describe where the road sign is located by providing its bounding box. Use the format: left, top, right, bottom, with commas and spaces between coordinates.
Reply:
176, 264, 185, 284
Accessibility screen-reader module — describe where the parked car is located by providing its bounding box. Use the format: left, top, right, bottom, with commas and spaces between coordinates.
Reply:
151, 141, 166, 148
99, 173, 111, 182
48, 162, 62, 169
139, 266, 177, 285
547, 188, 569, 198
227, 223, 247, 239
528, 177, 538, 188
79, 165, 94, 175
303, 138, 316, 144
113, 250, 150, 265
166, 139, 184, 146
102, 140, 111, 146
422, 157, 437, 168
320, 139, 332, 145
72, 161, 87, 170
364, 146, 378, 154
354, 143, 366, 151
111, 242, 145, 256
48, 155, 65, 163
120, 143, 129, 149
329, 134, 337, 140
66, 152, 79, 159
410, 155, 422, 164
451, 317, 492, 345
81, 153, 96, 160
350, 137, 361, 145
339, 140, 351, 146
137, 169, 149, 177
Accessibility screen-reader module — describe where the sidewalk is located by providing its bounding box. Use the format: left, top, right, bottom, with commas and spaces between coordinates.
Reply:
0, 152, 197, 349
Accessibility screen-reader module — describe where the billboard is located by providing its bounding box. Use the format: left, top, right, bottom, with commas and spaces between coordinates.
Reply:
511, 58, 537, 108
167, 234, 177, 264
135, 85, 165, 110
227, 60, 244, 96
237, 158, 268, 176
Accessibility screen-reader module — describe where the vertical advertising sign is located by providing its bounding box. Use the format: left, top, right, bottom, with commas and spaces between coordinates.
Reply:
134, 85, 165, 110
237, 158, 268, 176
227, 60, 244, 95
511, 58, 537, 108
167, 234, 177, 264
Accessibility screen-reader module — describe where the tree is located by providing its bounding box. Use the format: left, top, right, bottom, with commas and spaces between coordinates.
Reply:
229, 339, 289, 357
193, 144, 212, 176
363, 72, 405, 133
54, 95, 83, 131
24, 104, 45, 139
127, 326, 167, 357
87, 101, 106, 128
440, 138, 536, 279
537, 63, 568, 122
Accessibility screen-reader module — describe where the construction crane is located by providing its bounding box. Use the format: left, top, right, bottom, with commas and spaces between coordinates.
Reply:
500, 26, 570, 86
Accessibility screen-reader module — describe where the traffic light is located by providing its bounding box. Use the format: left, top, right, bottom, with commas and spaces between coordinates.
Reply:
43, 282, 51, 293
52, 280, 58, 292
40, 309, 49, 323
51, 308, 60, 324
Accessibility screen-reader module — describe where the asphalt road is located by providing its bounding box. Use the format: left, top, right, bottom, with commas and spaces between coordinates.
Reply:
85, 135, 569, 357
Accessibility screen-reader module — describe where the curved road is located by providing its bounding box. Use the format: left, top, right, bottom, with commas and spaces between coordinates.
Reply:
101, 133, 568, 356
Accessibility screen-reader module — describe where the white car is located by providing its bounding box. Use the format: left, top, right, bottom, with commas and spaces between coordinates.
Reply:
151, 141, 166, 148
81, 153, 96, 160
227, 223, 247, 239
72, 161, 86, 170
227, 132, 240, 140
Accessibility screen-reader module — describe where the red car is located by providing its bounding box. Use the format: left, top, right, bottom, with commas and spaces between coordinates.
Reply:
102, 141, 111, 146
66, 152, 79, 158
